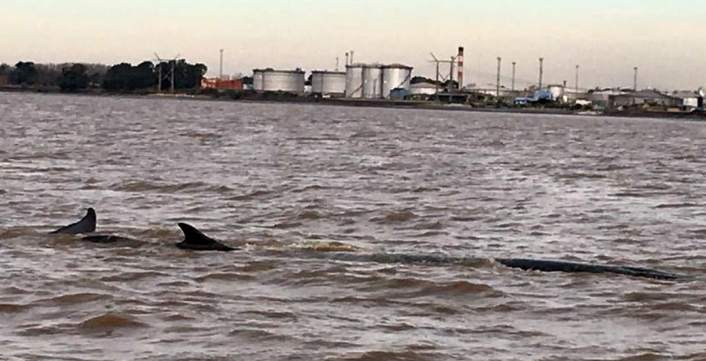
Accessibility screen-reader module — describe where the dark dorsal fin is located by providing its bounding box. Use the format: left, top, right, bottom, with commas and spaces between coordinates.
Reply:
50, 208, 97, 235
176, 223, 236, 251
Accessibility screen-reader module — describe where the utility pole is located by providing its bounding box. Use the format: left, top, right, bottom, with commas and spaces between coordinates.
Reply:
219, 49, 224, 80
345, 52, 349, 67
157, 63, 162, 93
575, 64, 580, 92
496, 57, 502, 101
538, 57, 544, 89
435, 62, 440, 95
449, 56, 456, 92
511, 61, 516, 91
633, 66, 638, 91
170, 59, 176, 93
154, 53, 164, 93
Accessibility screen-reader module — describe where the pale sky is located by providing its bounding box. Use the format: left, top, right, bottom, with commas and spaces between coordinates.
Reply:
1, 0, 705, 90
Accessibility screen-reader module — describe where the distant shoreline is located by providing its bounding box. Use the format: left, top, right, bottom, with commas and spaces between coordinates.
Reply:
2, 86, 704, 122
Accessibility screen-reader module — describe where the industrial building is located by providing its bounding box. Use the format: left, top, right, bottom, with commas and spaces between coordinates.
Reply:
345, 63, 413, 99
201, 78, 243, 90
608, 89, 681, 110
310, 70, 346, 97
253, 68, 305, 94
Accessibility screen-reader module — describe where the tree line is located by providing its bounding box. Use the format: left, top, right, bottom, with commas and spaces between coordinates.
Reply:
0, 60, 207, 93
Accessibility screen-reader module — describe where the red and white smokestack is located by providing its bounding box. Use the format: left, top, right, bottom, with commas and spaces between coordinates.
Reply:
457, 46, 464, 91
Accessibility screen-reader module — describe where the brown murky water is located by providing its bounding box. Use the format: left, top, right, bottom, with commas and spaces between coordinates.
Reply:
1, 92, 705, 361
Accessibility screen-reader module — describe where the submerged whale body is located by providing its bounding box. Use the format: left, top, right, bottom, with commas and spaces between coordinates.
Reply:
50, 208, 96, 235
496, 258, 680, 281
176, 223, 237, 251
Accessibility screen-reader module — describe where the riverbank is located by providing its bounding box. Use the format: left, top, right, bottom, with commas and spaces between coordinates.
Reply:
2, 86, 704, 121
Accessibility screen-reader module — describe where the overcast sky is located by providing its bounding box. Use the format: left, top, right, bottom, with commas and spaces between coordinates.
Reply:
2, 0, 705, 90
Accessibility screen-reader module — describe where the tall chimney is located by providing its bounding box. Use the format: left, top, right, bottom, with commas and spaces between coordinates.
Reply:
457, 46, 464, 91
538, 57, 544, 89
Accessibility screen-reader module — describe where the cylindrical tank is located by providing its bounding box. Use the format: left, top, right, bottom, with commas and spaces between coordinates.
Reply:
311, 71, 346, 96
362, 65, 383, 99
345, 64, 364, 98
253, 68, 305, 94
381, 64, 413, 99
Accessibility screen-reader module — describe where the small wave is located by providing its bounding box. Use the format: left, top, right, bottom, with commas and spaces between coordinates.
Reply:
611, 192, 652, 198
0, 303, 31, 313
0, 227, 37, 240
273, 221, 302, 229
78, 313, 148, 333
194, 272, 255, 282
112, 180, 230, 194
100, 271, 169, 282
368, 277, 499, 298
228, 328, 292, 342
297, 210, 323, 220
36, 293, 112, 306
240, 310, 298, 320
333, 350, 434, 361
371, 210, 417, 224
614, 353, 671, 361
655, 203, 700, 209
299, 241, 358, 253
229, 189, 274, 201
557, 173, 607, 179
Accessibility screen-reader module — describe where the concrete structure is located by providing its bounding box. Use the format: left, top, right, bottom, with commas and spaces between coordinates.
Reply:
546, 84, 565, 102
381, 64, 412, 99
608, 89, 681, 109
201, 78, 243, 90
253, 68, 305, 94
587, 89, 628, 109
672, 90, 700, 109
409, 81, 438, 96
311, 71, 346, 96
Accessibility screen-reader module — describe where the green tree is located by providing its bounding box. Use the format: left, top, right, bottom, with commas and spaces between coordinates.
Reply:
59, 64, 89, 92
11, 61, 38, 85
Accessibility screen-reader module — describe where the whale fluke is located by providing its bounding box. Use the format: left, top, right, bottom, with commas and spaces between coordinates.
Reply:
176, 223, 237, 252
50, 208, 96, 235
496, 258, 680, 281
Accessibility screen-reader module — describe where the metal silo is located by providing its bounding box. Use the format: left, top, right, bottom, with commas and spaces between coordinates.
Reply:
362, 64, 383, 99
381, 64, 413, 99
345, 64, 364, 98
253, 69, 265, 92
311, 71, 346, 96
253, 69, 305, 94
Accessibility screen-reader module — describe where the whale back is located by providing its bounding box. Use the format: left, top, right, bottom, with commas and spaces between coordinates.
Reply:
50, 208, 96, 235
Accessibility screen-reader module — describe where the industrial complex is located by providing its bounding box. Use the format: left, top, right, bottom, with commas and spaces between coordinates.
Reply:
201, 45, 705, 116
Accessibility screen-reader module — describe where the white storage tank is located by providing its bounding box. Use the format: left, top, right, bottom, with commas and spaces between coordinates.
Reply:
311, 71, 346, 96
253, 68, 305, 94
253, 69, 265, 92
381, 64, 413, 99
362, 64, 383, 99
345, 64, 365, 98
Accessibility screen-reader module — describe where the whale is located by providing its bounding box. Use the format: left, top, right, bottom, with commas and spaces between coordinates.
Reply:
496, 258, 680, 281
47, 209, 680, 279
49, 208, 139, 244
50, 208, 96, 234
176, 223, 237, 251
